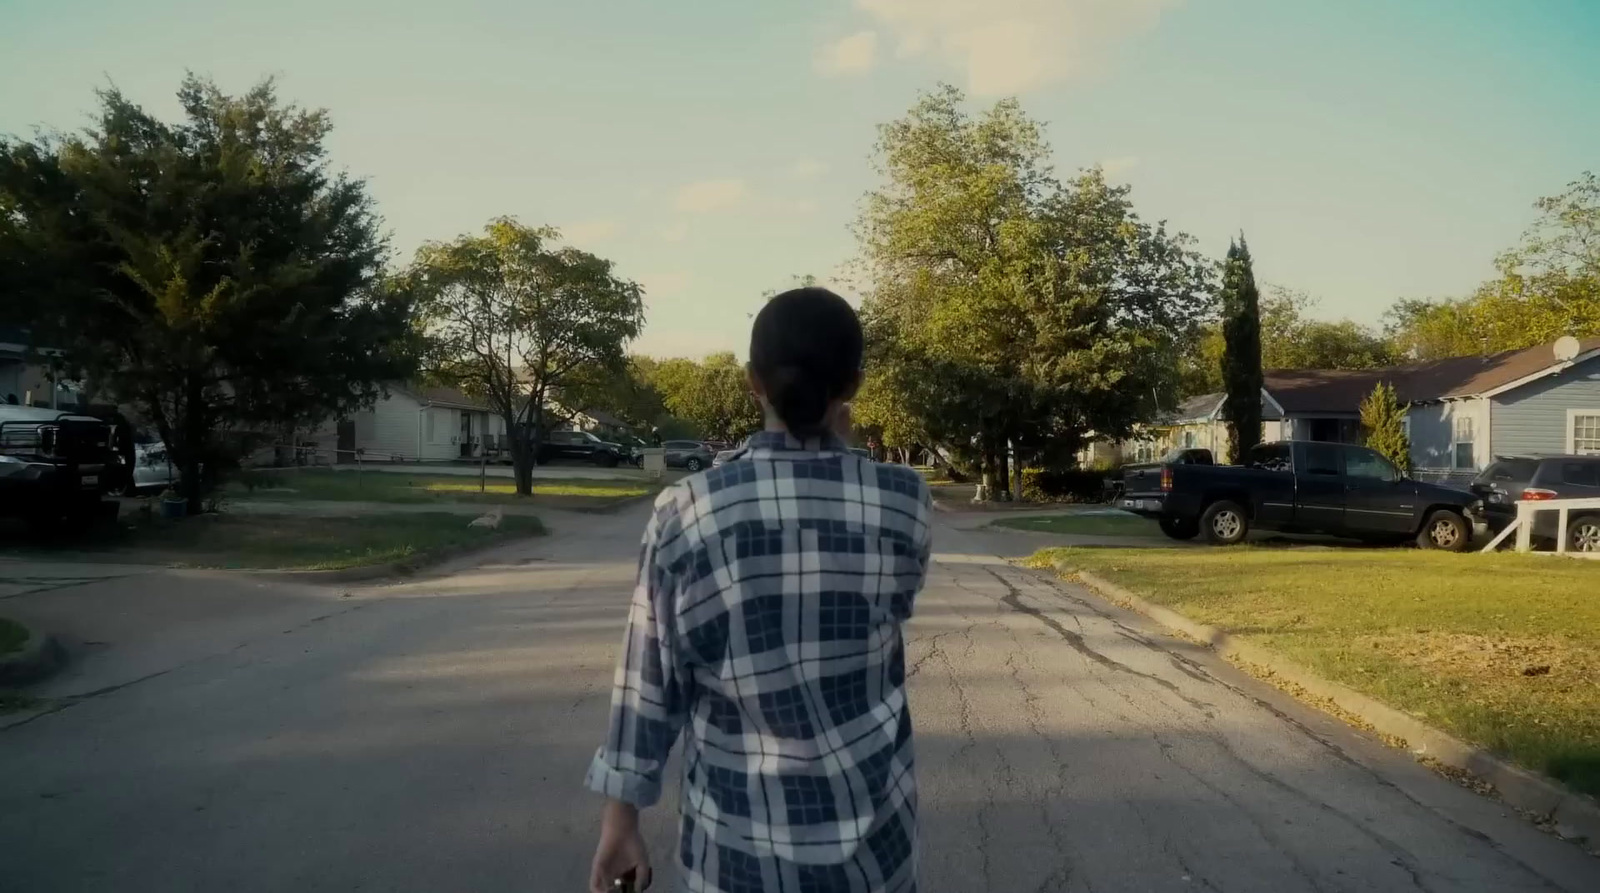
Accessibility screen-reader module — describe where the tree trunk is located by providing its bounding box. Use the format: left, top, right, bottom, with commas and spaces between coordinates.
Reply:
182, 378, 206, 514
1011, 442, 1025, 502
995, 442, 1011, 502
976, 442, 996, 503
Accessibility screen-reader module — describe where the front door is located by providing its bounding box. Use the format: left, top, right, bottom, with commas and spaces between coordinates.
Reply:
1293, 442, 1346, 531
1340, 445, 1414, 534
459, 413, 472, 458
336, 419, 356, 464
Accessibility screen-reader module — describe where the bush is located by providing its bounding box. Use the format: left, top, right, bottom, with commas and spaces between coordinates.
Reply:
1020, 467, 1109, 503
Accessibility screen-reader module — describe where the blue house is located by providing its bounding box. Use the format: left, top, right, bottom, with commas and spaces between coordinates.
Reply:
1262, 336, 1600, 482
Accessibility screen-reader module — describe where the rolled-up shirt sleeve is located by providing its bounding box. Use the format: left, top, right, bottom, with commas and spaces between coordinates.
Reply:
584, 503, 690, 808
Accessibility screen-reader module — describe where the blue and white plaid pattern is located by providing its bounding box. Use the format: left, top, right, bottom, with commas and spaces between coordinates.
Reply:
587, 430, 932, 893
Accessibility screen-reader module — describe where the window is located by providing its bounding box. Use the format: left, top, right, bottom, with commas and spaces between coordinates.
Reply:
1247, 443, 1291, 472
1571, 411, 1600, 455
1343, 446, 1399, 482
1560, 461, 1600, 488
1182, 429, 1197, 449
1303, 443, 1341, 476
1452, 414, 1476, 469
1483, 458, 1537, 483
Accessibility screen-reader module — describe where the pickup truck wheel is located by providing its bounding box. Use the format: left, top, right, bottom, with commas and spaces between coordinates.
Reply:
1200, 501, 1249, 545
1568, 515, 1600, 553
1158, 517, 1199, 541
1418, 510, 1469, 552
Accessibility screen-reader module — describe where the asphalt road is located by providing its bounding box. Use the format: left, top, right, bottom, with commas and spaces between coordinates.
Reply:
1, 507, 1595, 892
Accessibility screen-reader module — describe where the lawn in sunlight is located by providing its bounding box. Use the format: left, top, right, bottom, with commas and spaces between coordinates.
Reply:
1029, 545, 1600, 797
229, 468, 656, 511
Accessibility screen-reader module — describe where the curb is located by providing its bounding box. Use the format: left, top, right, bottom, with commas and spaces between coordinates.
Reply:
0, 621, 67, 685
1067, 565, 1600, 846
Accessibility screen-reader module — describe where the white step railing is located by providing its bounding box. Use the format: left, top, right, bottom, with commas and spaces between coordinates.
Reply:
1479, 496, 1600, 557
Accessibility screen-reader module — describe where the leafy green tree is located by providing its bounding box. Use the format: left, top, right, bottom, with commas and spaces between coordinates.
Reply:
1181, 287, 1395, 395
1220, 236, 1263, 463
639, 353, 763, 444
0, 76, 416, 511
1386, 172, 1600, 359
410, 218, 643, 495
1361, 381, 1410, 473
857, 85, 1213, 497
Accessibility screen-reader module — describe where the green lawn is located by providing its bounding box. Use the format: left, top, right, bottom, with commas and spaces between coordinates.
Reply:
0, 617, 28, 656
231, 468, 655, 511
993, 512, 1158, 537
2, 512, 547, 571
1029, 545, 1600, 797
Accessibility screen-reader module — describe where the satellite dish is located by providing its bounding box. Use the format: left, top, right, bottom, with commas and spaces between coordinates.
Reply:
1553, 335, 1581, 363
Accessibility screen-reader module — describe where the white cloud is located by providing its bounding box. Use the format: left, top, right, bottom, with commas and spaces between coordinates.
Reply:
560, 220, 621, 244
641, 271, 691, 297
660, 221, 689, 243
855, 0, 1178, 94
1099, 156, 1140, 178
789, 158, 829, 180
789, 198, 820, 214
676, 178, 748, 213
814, 30, 879, 77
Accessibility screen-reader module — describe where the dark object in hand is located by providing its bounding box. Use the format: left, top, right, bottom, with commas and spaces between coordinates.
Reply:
611, 869, 638, 892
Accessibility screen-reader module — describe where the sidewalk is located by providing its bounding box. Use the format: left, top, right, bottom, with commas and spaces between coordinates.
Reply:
227, 499, 545, 518
253, 462, 648, 482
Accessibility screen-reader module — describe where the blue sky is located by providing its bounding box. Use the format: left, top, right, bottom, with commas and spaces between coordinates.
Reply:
3, 0, 1596, 358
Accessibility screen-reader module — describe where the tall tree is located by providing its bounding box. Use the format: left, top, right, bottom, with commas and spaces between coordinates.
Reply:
857, 85, 1213, 496
640, 353, 763, 444
410, 218, 643, 495
1181, 286, 1395, 395
0, 76, 416, 511
1219, 235, 1263, 463
1360, 382, 1411, 473
1386, 172, 1600, 359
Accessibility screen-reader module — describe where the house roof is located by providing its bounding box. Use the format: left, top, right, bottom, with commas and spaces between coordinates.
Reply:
392, 384, 491, 412
1263, 337, 1600, 414
579, 407, 631, 429
1163, 392, 1225, 424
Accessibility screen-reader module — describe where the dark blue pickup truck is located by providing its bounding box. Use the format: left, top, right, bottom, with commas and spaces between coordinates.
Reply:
1120, 441, 1486, 550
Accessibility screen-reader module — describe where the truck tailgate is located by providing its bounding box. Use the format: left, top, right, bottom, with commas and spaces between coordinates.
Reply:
1122, 463, 1164, 496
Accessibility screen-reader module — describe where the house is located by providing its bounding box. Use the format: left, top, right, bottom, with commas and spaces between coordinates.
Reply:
0, 326, 81, 408
1075, 336, 1600, 474
287, 385, 508, 464
1261, 336, 1600, 479
1079, 390, 1281, 466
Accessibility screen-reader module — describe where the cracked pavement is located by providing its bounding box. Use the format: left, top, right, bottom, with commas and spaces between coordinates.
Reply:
1, 508, 1596, 891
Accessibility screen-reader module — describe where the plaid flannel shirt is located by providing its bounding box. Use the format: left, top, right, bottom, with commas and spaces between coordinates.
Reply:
586, 430, 932, 890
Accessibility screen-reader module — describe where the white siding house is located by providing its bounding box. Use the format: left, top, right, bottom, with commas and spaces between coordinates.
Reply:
299, 385, 508, 463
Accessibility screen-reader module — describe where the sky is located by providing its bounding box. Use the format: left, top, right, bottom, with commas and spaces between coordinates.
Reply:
2, 0, 1596, 359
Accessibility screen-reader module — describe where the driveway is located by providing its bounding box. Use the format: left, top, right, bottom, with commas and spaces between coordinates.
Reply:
0, 510, 1594, 891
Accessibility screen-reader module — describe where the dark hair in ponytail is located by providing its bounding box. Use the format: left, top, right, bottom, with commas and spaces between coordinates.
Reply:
749, 287, 863, 438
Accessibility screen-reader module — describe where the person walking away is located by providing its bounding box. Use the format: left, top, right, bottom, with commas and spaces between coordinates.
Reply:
585, 287, 933, 892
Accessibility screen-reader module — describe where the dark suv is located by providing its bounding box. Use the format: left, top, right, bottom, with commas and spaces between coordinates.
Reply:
1471, 455, 1600, 552
536, 429, 634, 468
0, 405, 123, 526
662, 440, 714, 472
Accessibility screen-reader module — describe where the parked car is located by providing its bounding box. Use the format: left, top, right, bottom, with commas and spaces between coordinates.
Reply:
536, 429, 635, 467
662, 440, 715, 472
0, 405, 122, 527
131, 441, 178, 493
1121, 440, 1486, 550
1471, 455, 1600, 552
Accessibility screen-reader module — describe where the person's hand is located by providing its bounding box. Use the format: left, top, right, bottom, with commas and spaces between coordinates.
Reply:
589, 801, 651, 892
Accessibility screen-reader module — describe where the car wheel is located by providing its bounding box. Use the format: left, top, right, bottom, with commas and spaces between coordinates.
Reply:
1199, 501, 1249, 545
1158, 516, 1199, 541
1568, 515, 1600, 554
1417, 510, 1469, 552
684, 457, 704, 472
